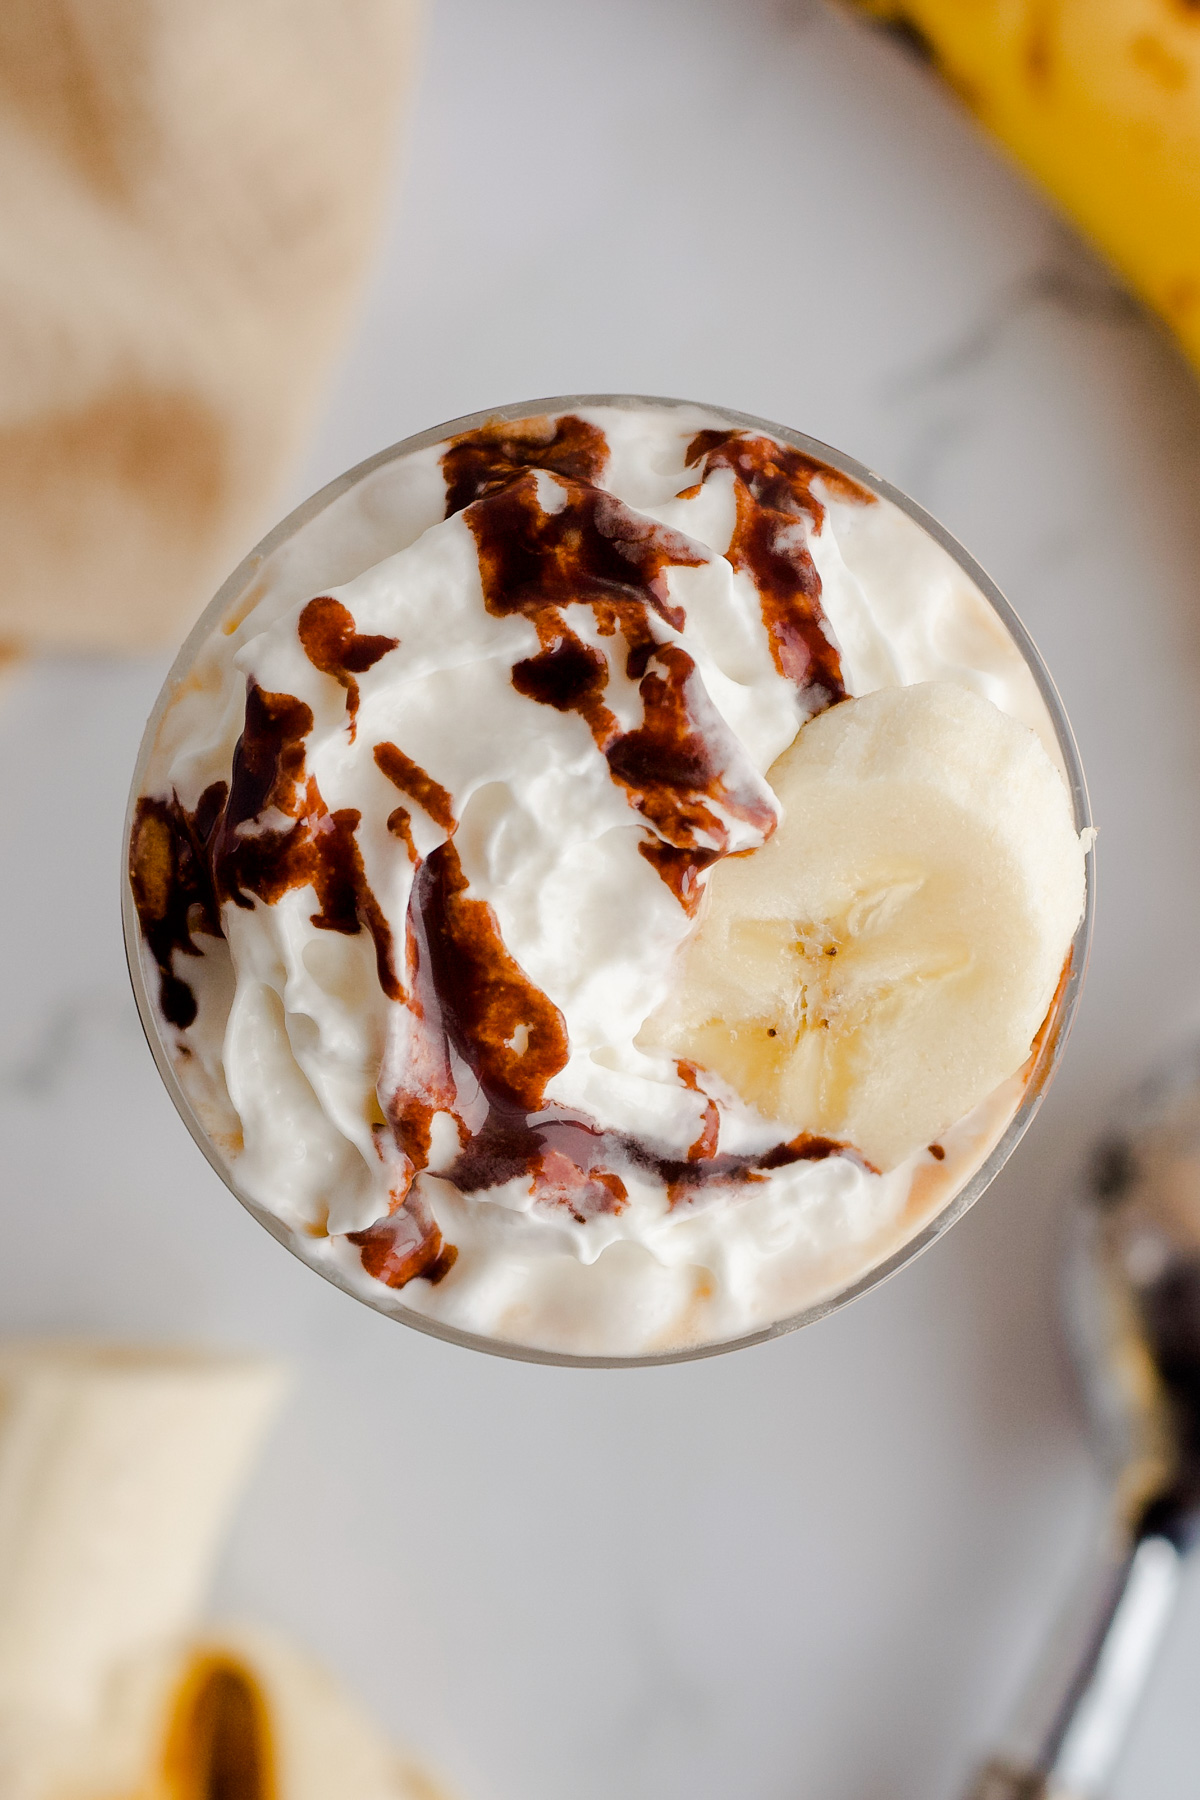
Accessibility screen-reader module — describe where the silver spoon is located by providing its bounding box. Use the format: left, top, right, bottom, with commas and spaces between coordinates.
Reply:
966, 1047, 1200, 1799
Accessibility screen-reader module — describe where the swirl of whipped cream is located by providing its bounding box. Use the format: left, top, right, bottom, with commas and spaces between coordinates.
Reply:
130, 404, 1069, 1356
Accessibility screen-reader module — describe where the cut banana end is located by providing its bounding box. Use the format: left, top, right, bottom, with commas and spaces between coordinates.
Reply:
642, 682, 1087, 1171
1, 1626, 455, 1800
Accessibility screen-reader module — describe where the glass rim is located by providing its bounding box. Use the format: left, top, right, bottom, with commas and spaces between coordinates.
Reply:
122, 392, 1096, 1368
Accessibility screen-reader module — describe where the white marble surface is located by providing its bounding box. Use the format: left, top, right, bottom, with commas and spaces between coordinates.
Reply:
4, 0, 1200, 1794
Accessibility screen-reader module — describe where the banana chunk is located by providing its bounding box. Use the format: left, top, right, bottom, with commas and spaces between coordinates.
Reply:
643, 682, 1087, 1171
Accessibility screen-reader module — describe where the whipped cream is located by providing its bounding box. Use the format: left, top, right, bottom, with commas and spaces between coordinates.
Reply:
130, 402, 1076, 1358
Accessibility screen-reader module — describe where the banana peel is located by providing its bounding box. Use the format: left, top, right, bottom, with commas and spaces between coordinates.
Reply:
842, 0, 1200, 373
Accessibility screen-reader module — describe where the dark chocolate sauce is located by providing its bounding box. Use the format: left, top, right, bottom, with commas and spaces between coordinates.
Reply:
298, 596, 398, 738
636, 841, 721, 917
442, 413, 610, 516
377, 876, 459, 1187
212, 684, 400, 1002
386, 804, 418, 861
132, 681, 407, 1034
685, 429, 875, 518
218, 684, 312, 844
456, 1107, 859, 1218
374, 741, 457, 834
377, 838, 631, 1228
465, 470, 775, 909
512, 628, 608, 717
685, 430, 869, 705
447, 1112, 630, 1226
348, 1191, 458, 1288
466, 469, 694, 631
605, 641, 776, 863
677, 1060, 720, 1160
129, 782, 227, 1028
656, 1131, 867, 1211
436, 1071, 855, 1224
419, 839, 569, 1113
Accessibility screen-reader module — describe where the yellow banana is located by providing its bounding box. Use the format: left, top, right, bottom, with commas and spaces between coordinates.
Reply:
844, 0, 1200, 373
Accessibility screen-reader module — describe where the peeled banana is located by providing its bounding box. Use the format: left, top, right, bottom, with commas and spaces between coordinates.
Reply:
843, 0, 1200, 373
49, 1626, 450, 1800
644, 683, 1086, 1171
0, 1343, 284, 1734
0, 1344, 449, 1800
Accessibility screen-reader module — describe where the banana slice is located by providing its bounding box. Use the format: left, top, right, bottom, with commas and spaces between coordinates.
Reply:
642, 682, 1087, 1170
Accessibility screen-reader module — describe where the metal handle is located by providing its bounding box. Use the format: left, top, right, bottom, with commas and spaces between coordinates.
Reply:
963, 1526, 1184, 1800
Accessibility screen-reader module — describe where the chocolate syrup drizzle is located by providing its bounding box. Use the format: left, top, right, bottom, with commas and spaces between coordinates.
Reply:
349, 1195, 458, 1288
129, 782, 227, 1030
442, 413, 610, 515
213, 684, 400, 1001
464, 468, 777, 914
387, 833, 863, 1229
297, 596, 398, 739
685, 429, 872, 707
374, 740, 457, 834
132, 414, 875, 1290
